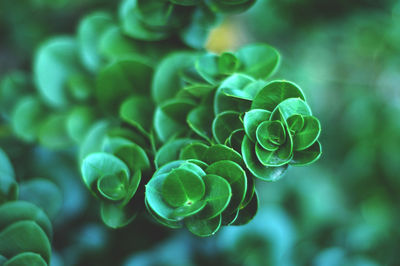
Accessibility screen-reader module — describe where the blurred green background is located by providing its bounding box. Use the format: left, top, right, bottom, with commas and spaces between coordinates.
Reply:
1, 0, 399, 265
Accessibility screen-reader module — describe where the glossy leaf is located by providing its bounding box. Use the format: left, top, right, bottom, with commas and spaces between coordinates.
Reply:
11, 96, 45, 142
4, 252, 47, 266
187, 106, 214, 141
291, 140, 322, 166
0, 221, 51, 263
152, 52, 198, 104
155, 139, 195, 168
196, 174, 231, 219
252, 80, 305, 111
242, 136, 288, 181
120, 96, 155, 134
34, 37, 81, 107
231, 190, 258, 226
96, 58, 152, 113
19, 179, 62, 220
185, 215, 221, 237
206, 160, 246, 214
179, 142, 209, 161
236, 43, 280, 79
161, 168, 206, 207
100, 200, 140, 229
243, 109, 271, 142
293, 116, 321, 151
78, 12, 114, 72
212, 111, 242, 144
81, 152, 130, 194
204, 144, 243, 166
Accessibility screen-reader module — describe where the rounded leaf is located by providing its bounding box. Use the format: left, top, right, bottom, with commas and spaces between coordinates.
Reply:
242, 136, 288, 181
292, 116, 321, 151
185, 215, 221, 237
162, 168, 206, 208
81, 152, 130, 194
206, 160, 246, 215
252, 80, 305, 111
243, 109, 271, 142
195, 174, 232, 219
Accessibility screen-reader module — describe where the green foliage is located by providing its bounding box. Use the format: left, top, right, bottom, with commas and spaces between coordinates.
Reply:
0, 0, 322, 240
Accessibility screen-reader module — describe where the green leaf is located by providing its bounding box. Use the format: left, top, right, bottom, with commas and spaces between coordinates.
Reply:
206, 160, 246, 215
161, 168, 206, 208
255, 141, 292, 167
226, 129, 245, 152
231, 190, 258, 225
256, 120, 286, 148
195, 54, 222, 84
103, 137, 150, 173
180, 7, 220, 49
218, 52, 240, 74
187, 106, 214, 141
241, 136, 288, 181
155, 139, 195, 168
243, 109, 271, 142
100, 200, 140, 228
236, 43, 280, 79
154, 107, 187, 143
160, 98, 196, 123
291, 140, 322, 166
19, 179, 62, 220
4, 252, 47, 266
66, 106, 95, 144
152, 52, 198, 105
0, 221, 51, 263
79, 121, 109, 162
179, 142, 209, 161
11, 96, 45, 142
81, 152, 130, 195
195, 174, 232, 219
287, 114, 304, 134
185, 215, 221, 237
96, 58, 153, 113
0, 201, 52, 239
119, 0, 168, 41
293, 116, 321, 151
38, 113, 72, 149
212, 111, 242, 144
271, 98, 312, 121
0, 148, 18, 204
204, 144, 243, 167
120, 96, 155, 134
99, 26, 141, 61
34, 37, 81, 107
146, 173, 206, 220
97, 172, 128, 201
214, 74, 255, 114
145, 199, 182, 229
252, 80, 305, 111
77, 11, 114, 72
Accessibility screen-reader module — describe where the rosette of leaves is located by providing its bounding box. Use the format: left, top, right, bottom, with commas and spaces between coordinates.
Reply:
0, 201, 53, 266
239, 80, 322, 181
81, 131, 151, 228
146, 141, 258, 236
152, 44, 280, 143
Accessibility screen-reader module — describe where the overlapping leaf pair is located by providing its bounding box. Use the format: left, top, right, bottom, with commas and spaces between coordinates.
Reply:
146, 142, 257, 236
